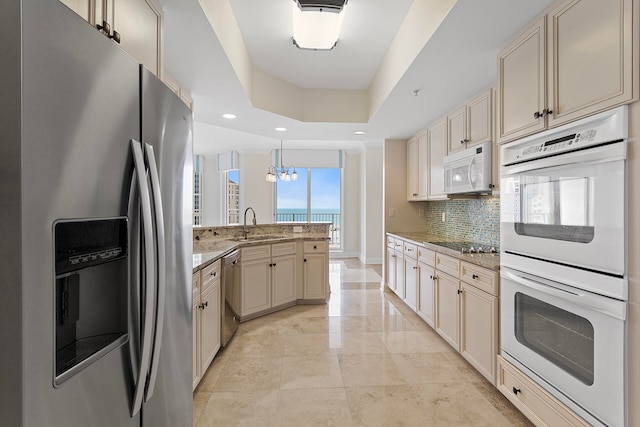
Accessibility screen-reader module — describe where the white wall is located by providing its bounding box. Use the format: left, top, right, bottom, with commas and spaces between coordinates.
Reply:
201, 155, 221, 226
358, 143, 383, 264
341, 151, 361, 258
240, 151, 274, 224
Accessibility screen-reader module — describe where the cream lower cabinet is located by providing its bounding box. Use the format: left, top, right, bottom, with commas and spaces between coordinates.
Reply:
386, 237, 398, 292
403, 242, 418, 311
497, 355, 590, 427
417, 246, 436, 328
192, 272, 201, 391
192, 259, 221, 390
303, 240, 328, 300
240, 242, 297, 319
434, 254, 499, 384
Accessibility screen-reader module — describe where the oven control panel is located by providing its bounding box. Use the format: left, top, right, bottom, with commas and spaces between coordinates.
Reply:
515, 129, 597, 161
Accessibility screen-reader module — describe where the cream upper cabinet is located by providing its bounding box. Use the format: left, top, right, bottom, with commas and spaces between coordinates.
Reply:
406, 137, 419, 200
407, 133, 429, 201
498, 0, 638, 144
59, 0, 163, 77
108, 0, 163, 77
448, 89, 494, 153
447, 106, 467, 154
497, 17, 547, 144
427, 119, 448, 200
546, 0, 637, 127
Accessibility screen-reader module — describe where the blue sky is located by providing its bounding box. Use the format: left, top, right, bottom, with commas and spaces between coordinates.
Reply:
277, 168, 341, 210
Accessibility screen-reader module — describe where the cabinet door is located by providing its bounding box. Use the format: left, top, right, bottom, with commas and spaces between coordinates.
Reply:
407, 137, 419, 200
395, 253, 405, 299
435, 272, 460, 350
466, 89, 493, 147
304, 254, 327, 300
447, 106, 467, 154
59, 0, 92, 22
417, 133, 429, 198
192, 273, 201, 391
497, 17, 546, 144
460, 282, 498, 384
404, 258, 418, 311
272, 254, 297, 307
417, 262, 435, 328
200, 281, 220, 376
240, 258, 271, 316
547, 0, 636, 127
386, 249, 397, 292
427, 119, 448, 200
111, 0, 162, 77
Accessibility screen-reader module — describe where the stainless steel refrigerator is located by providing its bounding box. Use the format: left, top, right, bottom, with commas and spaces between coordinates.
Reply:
0, 1, 193, 425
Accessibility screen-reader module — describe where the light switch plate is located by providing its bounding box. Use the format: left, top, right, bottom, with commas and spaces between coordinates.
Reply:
442, 212, 446, 222
389, 208, 395, 217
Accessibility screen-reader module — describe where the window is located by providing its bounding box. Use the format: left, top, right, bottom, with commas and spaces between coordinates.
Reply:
226, 169, 240, 225
276, 168, 341, 249
193, 155, 202, 226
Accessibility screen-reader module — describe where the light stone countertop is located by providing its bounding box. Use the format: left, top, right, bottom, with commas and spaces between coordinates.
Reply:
387, 231, 500, 271
192, 235, 330, 273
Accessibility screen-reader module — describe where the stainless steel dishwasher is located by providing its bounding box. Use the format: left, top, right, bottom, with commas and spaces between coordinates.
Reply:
221, 250, 240, 347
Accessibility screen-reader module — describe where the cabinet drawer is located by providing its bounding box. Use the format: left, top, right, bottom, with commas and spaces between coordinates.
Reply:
403, 242, 417, 259
241, 245, 271, 261
303, 240, 327, 253
387, 235, 395, 248
272, 242, 297, 257
460, 261, 499, 296
201, 260, 221, 293
393, 240, 404, 251
497, 355, 590, 427
435, 253, 460, 277
418, 246, 435, 267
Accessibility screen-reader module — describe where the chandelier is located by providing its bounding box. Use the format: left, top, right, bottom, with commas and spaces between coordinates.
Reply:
266, 141, 298, 182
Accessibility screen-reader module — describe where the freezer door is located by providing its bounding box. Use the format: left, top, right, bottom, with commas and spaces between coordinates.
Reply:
140, 67, 194, 427
19, 1, 139, 426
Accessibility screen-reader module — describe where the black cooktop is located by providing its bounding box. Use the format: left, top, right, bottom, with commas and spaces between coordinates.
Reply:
427, 241, 498, 254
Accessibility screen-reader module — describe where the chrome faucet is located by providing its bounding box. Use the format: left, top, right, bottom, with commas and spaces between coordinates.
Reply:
243, 207, 256, 239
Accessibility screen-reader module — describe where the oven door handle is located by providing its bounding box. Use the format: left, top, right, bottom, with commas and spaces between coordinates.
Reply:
502, 270, 626, 321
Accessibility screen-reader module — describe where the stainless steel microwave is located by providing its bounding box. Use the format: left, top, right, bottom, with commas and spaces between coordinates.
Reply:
443, 141, 492, 195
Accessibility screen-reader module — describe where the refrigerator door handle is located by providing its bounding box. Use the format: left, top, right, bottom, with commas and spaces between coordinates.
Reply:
130, 139, 157, 417
143, 142, 166, 401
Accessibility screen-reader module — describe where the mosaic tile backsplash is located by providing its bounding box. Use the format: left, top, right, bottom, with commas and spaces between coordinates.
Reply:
426, 198, 500, 247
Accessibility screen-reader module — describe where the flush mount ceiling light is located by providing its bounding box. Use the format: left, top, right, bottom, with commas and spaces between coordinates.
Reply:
222, 113, 237, 119
275, 127, 288, 132
266, 140, 298, 183
353, 130, 366, 135
292, 0, 348, 50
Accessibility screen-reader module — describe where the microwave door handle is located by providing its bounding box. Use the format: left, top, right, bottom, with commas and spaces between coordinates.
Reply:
142, 143, 166, 402
129, 139, 157, 417
467, 158, 475, 189
502, 270, 626, 321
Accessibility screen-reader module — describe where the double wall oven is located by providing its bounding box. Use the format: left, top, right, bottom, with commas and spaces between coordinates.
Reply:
500, 106, 628, 427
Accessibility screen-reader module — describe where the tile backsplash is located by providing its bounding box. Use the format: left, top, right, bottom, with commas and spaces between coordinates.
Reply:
426, 198, 500, 247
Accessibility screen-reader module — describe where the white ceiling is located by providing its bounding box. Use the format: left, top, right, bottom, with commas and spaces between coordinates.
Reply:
160, 0, 555, 155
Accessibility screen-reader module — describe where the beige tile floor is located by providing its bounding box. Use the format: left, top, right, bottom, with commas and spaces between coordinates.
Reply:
193, 258, 532, 426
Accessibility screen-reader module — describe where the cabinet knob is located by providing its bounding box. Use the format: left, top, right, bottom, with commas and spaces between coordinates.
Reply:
512, 387, 521, 395
472, 274, 479, 279
304, 259, 307, 262
457, 289, 462, 295
96, 20, 111, 34
460, 140, 465, 144
211, 271, 216, 277
533, 111, 542, 119
413, 266, 417, 270
314, 245, 317, 249
412, 193, 418, 197
543, 108, 553, 117
110, 30, 121, 44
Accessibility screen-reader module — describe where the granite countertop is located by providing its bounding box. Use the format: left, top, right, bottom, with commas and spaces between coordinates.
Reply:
192, 235, 330, 272
387, 231, 500, 271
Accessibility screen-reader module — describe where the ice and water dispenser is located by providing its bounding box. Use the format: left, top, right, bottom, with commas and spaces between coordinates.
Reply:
53, 218, 129, 386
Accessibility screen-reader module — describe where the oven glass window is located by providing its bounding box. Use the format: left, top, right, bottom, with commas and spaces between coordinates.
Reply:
513, 176, 594, 242
514, 292, 594, 385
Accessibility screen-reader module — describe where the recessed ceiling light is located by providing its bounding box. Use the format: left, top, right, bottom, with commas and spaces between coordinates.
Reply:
222, 113, 237, 119
354, 130, 367, 135
275, 127, 287, 132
